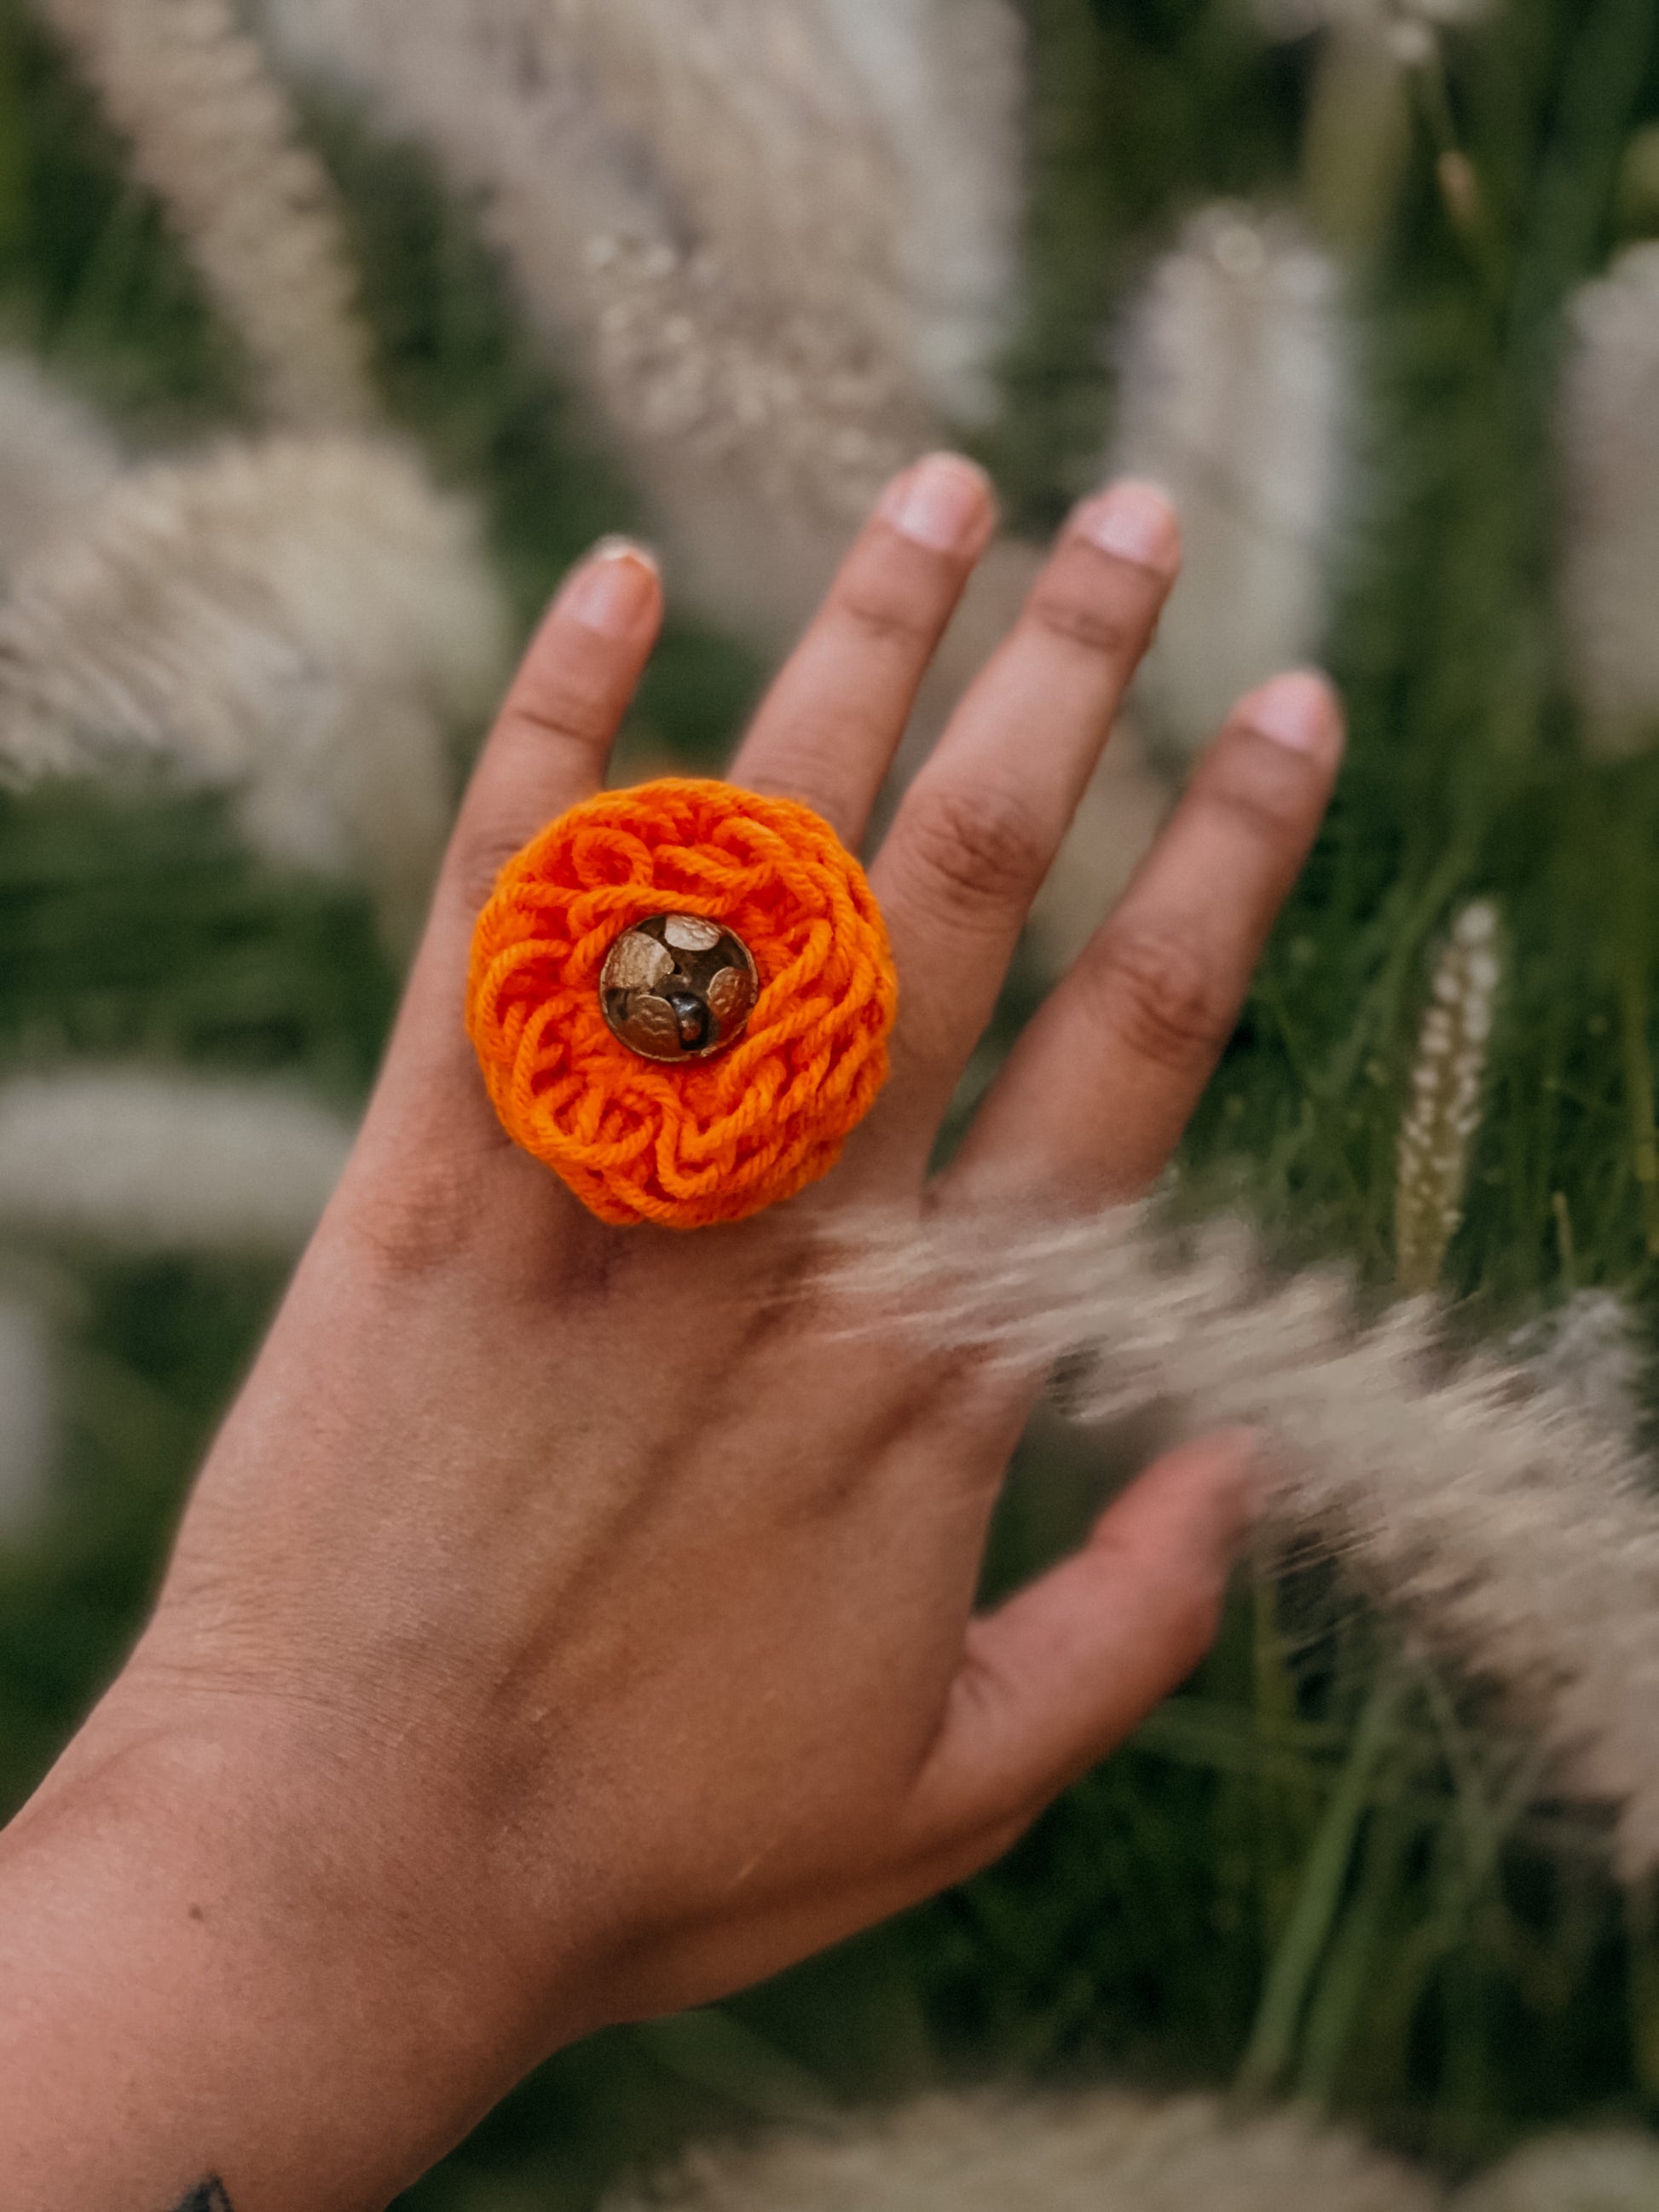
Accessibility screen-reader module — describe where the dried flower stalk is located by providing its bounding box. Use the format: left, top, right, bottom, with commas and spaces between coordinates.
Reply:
41, 0, 374, 427
1395, 901, 1501, 1291
830, 1201, 1659, 1880
0, 433, 509, 949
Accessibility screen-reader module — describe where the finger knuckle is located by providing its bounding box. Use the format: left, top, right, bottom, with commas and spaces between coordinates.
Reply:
507, 679, 614, 754
849, 562, 955, 645
337, 1158, 484, 1283
901, 782, 1051, 921
449, 823, 535, 914
1199, 736, 1315, 842
836, 577, 939, 656
1088, 921, 1235, 1071
1026, 581, 1140, 661
739, 743, 857, 832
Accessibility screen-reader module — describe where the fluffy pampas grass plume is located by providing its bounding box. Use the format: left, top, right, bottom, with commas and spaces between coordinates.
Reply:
1510, 1291, 1643, 1443
603, 2090, 1436, 2212
255, 0, 1024, 639
0, 435, 510, 949
830, 1196, 1659, 1880
0, 1071, 354, 1534
1112, 205, 1349, 761
1395, 901, 1502, 1291
1455, 2133, 1659, 2212
603, 2093, 1659, 2210
40, 0, 374, 427
0, 356, 123, 589
1561, 243, 1659, 756
0, 1072, 353, 1252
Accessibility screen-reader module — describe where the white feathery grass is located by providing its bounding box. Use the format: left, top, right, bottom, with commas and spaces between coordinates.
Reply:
263, 0, 1022, 435
1112, 205, 1350, 761
0, 1293, 55, 1536
1510, 1291, 1644, 1443
1395, 902, 1502, 1291
0, 1071, 352, 1252
779, 0, 1026, 423
1561, 242, 1659, 757
0, 355, 123, 588
1454, 2132, 1659, 2212
828, 1201, 1659, 1880
41, 0, 374, 427
256, 0, 1022, 633
603, 2089, 1437, 2212
0, 433, 510, 949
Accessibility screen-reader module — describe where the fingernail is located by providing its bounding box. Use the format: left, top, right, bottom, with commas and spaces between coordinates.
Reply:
881, 452, 994, 553
564, 538, 660, 636
1073, 480, 1182, 576
1239, 669, 1344, 760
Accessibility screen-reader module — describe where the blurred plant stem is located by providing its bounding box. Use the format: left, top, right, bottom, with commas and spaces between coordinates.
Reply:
1238, 1666, 1413, 2099
1299, 22, 1413, 263
1251, 1567, 1321, 1953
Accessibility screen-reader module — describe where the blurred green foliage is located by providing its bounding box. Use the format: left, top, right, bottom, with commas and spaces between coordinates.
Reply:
7, 0, 1659, 2203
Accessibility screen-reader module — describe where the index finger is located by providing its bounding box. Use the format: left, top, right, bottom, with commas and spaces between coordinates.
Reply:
363, 540, 663, 1151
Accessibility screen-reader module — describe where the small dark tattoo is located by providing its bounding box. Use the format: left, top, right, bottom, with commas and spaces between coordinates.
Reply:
168, 2182, 233, 2212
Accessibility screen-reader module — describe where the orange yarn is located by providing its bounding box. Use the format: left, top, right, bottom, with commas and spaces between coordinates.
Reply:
466, 777, 899, 1228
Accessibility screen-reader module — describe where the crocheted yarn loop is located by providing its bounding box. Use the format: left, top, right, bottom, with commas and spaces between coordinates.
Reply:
466, 777, 898, 1228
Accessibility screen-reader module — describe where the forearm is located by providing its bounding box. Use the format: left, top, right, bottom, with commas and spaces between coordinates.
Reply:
0, 1706, 526, 2212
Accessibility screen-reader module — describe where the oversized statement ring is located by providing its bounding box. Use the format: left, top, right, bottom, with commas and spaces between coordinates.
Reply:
465, 777, 899, 1228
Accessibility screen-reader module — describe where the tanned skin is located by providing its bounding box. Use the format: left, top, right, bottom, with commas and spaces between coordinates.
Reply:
0, 459, 1343, 2209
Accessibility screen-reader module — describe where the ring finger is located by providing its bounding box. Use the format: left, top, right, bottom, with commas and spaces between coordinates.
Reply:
945, 671, 1344, 1208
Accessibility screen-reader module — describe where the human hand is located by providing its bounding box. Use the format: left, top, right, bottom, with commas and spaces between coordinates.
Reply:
0, 456, 1343, 2210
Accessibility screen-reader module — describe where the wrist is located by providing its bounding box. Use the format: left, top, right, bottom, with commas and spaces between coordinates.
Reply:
0, 1684, 549, 2209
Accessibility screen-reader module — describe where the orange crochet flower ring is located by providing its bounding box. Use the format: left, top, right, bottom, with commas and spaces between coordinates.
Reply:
465, 777, 899, 1228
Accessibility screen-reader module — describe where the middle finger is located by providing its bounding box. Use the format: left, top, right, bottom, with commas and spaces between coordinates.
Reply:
728, 452, 997, 846
866, 480, 1182, 1151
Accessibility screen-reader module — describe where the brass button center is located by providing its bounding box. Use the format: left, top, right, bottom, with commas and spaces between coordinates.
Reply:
599, 914, 760, 1062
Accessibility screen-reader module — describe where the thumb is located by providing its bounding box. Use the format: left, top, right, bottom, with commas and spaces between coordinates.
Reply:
912, 1429, 1258, 1850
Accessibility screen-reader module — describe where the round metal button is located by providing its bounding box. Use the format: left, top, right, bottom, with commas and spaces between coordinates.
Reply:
599, 914, 760, 1062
